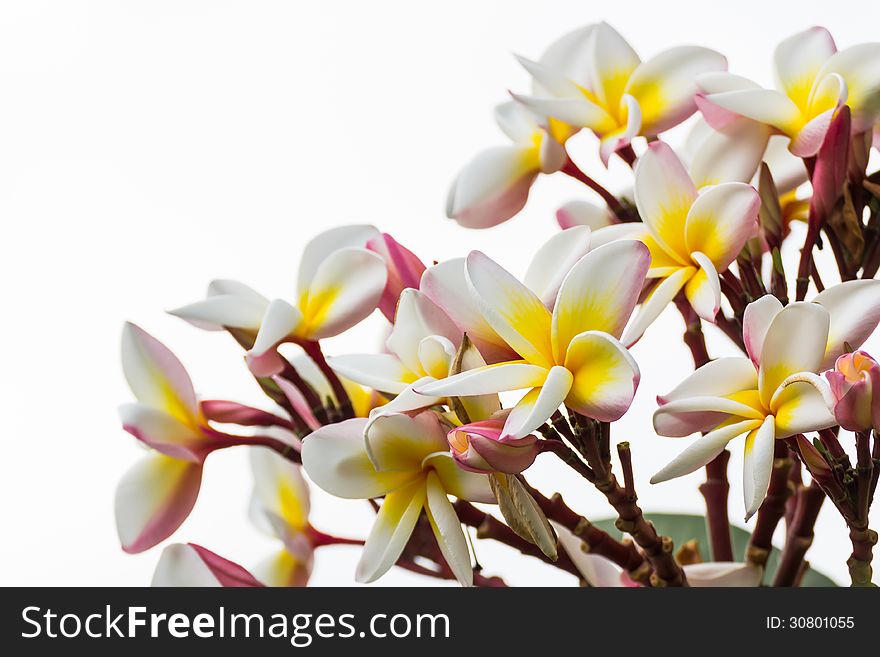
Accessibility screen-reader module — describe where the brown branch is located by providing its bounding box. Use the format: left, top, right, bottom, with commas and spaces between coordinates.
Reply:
772, 483, 825, 586
848, 430, 877, 587
746, 441, 793, 573
560, 158, 636, 222
300, 339, 354, 420
700, 450, 734, 562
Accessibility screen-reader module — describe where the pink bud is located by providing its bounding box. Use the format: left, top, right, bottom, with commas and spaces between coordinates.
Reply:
826, 350, 880, 432
366, 233, 427, 322
447, 418, 539, 474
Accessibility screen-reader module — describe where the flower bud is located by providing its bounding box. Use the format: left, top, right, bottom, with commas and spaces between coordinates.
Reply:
447, 418, 539, 474
826, 350, 880, 432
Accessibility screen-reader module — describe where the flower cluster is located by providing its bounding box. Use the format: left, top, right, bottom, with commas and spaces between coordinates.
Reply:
118, 22, 880, 588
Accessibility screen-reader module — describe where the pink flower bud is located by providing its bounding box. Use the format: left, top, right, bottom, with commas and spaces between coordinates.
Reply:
366, 233, 427, 322
826, 350, 880, 432
447, 418, 539, 474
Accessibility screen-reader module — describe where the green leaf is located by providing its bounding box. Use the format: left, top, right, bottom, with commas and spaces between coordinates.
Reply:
592, 513, 836, 587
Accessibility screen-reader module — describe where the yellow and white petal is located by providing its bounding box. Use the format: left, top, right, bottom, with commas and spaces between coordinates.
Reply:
689, 118, 771, 188
598, 95, 642, 166
814, 279, 880, 368
651, 419, 760, 484
425, 452, 495, 503
657, 356, 757, 404
684, 562, 762, 587
588, 22, 641, 112
563, 331, 640, 422
169, 287, 269, 332
758, 302, 830, 407
524, 226, 592, 308
366, 377, 442, 424
503, 365, 573, 439
366, 412, 448, 473
552, 240, 650, 358
465, 251, 555, 367
654, 395, 765, 437
328, 353, 416, 395
418, 336, 457, 380
534, 24, 597, 90
626, 46, 728, 135
742, 294, 784, 367
633, 142, 697, 262
515, 55, 582, 100
774, 27, 837, 110
511, 92, 616, 133
684, 182, 760, 272
420, 258, 517, 363
115, 453, 203, 554
621, 267, 694, 347
452, 337, 503, 423
415, 361, 549, 397
816, 43, 880, 132
250, 298, 302, 357
254, 549, 312, 588
299, 247, 387, 340
387, 289, 461, 374
301, 418, 420, 499
425, 471, 473, 587
684, 252, 721, 322
494, 99, 541, 144
250, 447, 310, 533
355, 479, 427, 584
696, 71, 761, 94
743, 415, 776, 520
121, 323, 199, 422
770, 373, 837, 439
701, 89, 802, 136
589, 222, 647, 248
119, 403, 206, 462
296, 225, 380, 299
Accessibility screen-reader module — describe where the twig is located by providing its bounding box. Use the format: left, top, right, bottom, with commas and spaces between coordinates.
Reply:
700, 450, 734, 562
772, 483, 825, 586
746, 441, 793, 572
560, 158, 635, 222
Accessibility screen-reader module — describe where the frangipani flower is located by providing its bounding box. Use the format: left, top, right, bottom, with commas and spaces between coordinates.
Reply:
169, 225, 387, 376
249, 448, 315, 587
366, 232, 427, 323
554, 523, 762, 587
697, 27, 880, 157
447, 101, 566, 228
652, 282, 880, 519
598, 142, 760, 345
301, 412, 494, 586
447, 414, 540, 474
826, 351, 880, 432
416, 240, 650, 439
514, 22, 726, 165
152, 543, 264, 587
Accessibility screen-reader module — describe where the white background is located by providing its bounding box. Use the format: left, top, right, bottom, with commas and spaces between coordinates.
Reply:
1, 0, 878, 586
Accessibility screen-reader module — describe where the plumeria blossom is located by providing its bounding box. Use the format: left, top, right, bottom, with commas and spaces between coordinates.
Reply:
697, 27, 880, 157
447, 101, 566, 228
447, 413, 540, 474
366, 232, 427, 323
169, 225, 388, 376
553, 523, 763, 587
826, 351, 880, 432
249, 448, 315, 587
513, 22, 726, 165
652, 282, 880, 519
416, 240, 650, 439
152, 543, 264, 587
596, 142, 760, 346
301, 412, 494, 586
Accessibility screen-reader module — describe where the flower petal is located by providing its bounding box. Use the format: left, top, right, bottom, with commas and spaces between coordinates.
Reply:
425, 471, 473, 586
447, 145, 538, 229
502, 365, 573, 438
556, 200, 612, 231
621, 267, 693, 347
119, 403, 208, 462
651, 419, 760, 484
415, 362, 549, 397
299, 247, 387, 340
121, 323, 199, 421
683, 561, 762, 587
743, 415, 776, 520
633, 142, 697, 262
115, 453, 203, 554
654, 396, 765, 437
688, 118, 771, 188
254, 550, 313, 588
426, 452, 495, 503
814, 279, 880, 369
524, 226, 592, 308
770, 372, 837, 438
816, 43, 880, 132
511, 93, 614, 132
699, 89, 802, 136
169, 287, 268, 332
250, 299, 302, 357
657, 356, 757, 404
626, 46, 728, 135
758, 302, 830, 407
301, 418, 420, 499
355, 479, 426, 583
366, 233, 427, 323
552, 521, 626, 586
743, 295, 784, 367
297, 225, 380, 297
564, 331, 640, 422
552, 237, 650, 358
250, 447, 311, 533
774, 27, 837, 108
152, 543, 264, 587
387, 289, 461, 374
366, 412, 449, 473
588, 22, 641, 112
684, 182, 760, 272
328, 353, 417, 395
466, 251, 555, 367
684, 252, 721, 321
